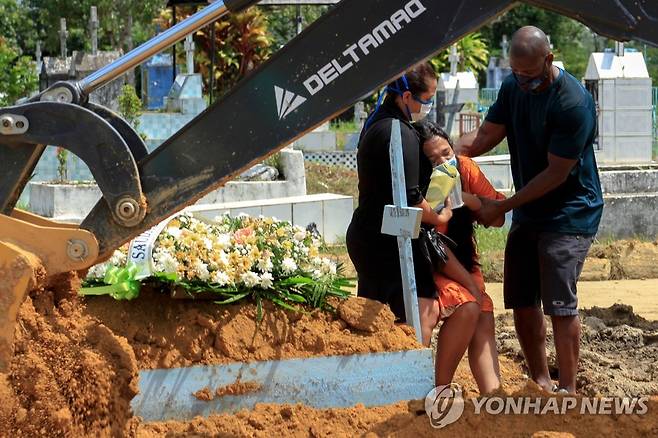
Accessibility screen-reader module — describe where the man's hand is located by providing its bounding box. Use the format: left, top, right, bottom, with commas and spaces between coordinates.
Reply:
476, 197, 508, 227
454, 121, 506, 158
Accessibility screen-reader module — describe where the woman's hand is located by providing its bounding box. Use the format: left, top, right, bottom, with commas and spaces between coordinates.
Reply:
437, 198, 453, 224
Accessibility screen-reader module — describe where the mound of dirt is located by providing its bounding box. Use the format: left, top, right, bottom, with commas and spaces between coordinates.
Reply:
136, 380, 658, 438
496, 304, 658, 398
83, 290, 420, 369
338, 297, 395, 333
0, 285, 139, 437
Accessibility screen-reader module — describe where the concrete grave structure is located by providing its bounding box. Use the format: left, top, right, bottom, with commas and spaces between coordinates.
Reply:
585, 45, 653, 163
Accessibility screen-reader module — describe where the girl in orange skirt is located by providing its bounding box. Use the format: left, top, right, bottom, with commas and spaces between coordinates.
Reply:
416, 120, 505, 394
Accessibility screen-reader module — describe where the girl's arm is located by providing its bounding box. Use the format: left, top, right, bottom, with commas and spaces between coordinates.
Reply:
413, 198, 452, 228
460, 157, 506, 228
462, 192, 482, 211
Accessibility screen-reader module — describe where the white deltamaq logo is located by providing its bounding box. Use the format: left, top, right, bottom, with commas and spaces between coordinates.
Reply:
274, 86, 307, 120
273, 0, 428, 120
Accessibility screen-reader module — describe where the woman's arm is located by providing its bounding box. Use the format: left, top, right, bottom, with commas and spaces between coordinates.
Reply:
413, 198, 452, 228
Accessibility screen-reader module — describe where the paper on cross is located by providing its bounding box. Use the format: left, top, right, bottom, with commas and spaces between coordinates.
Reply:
380, 119, 423, 344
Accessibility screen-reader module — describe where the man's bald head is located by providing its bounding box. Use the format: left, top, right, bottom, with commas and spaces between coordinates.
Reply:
510, 26, 551, 60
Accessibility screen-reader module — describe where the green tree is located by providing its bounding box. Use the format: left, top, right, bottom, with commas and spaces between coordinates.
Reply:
479, 4, 595, 80
0, 38, 38, 106
0, 0, 40, 55
261, 5, 329, 49
24, 0, 167, 56
430, 33, 490, 75
117, 84, 143, 131
158, 6, 272, 99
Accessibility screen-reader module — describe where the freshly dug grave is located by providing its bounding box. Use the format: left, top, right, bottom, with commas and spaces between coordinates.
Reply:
1, 284, 419, 437
136, 361, 658, 438
83, 291, 419, 369
4, 278, 658, 437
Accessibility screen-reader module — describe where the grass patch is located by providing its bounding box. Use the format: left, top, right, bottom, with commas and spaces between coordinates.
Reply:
330, 120, 360, 150
475, 226, 509, 254
482, 138, 509, 156
305, 162, 358, 201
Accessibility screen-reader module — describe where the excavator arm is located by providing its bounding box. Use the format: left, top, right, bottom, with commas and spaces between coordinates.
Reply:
0, 0, 657, 370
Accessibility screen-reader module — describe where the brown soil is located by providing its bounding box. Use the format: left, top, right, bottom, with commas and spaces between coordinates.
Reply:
136, 378, 658, 438
4, 276, 658, 437
82, 290, 420, 369
482, 239, 658, 283
0, 285, 139, 437
215, 381, 262, 397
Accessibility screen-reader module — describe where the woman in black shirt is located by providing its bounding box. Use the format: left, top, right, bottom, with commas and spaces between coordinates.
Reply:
347, 62, 452, 336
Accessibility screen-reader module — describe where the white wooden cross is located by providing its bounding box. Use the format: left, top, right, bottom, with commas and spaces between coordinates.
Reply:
381, 120, 423, 343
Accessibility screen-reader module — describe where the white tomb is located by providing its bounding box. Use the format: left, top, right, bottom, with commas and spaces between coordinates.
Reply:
584, 45, 653, 163
438, 45, 480, 137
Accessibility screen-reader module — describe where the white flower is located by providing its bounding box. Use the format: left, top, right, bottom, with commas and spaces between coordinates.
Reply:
203, 237, 214, 251
154, 249, 179, 274
321, 258, 336, 275
216, 233, 231, 248
192, 260, 211, 281
87, 263, 108, 280
294, 230, 306, 241
312, 269, 323, 280
166, 227, 182, 239
257, 257, 273, 272
281, 257, 297, 274
240, 271, 260, 288
212, 270, 231, 286
218, 251, 229, 266
260, 272, 274, 289
109, 250, 127, 267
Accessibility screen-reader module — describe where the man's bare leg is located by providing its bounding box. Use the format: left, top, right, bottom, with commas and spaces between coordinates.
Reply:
514, 307, 553, 392
551, 315, 580, 394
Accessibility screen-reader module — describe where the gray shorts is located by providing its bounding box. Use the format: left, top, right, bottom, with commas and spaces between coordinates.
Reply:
504, 223, 594, 316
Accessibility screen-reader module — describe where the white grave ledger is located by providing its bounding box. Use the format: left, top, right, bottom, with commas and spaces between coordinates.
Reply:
585, 44, 653, 163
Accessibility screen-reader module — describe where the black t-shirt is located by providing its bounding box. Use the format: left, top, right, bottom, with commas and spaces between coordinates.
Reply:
351, 97, 432, 235
486, 69, 604, 235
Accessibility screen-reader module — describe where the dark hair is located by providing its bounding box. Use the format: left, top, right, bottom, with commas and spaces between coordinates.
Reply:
415, 120, 479, 272
387, 61, 436, 96
414, 119, 453, 147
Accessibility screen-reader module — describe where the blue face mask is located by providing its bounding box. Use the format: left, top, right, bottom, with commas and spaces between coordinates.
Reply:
446, 155, 458, 168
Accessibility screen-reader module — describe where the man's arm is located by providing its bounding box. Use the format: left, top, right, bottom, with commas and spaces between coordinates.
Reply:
455, 121, 506, 158
477, 153, 577, 226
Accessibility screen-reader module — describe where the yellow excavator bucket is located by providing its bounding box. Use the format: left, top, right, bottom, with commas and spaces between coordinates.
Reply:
0, 211, 99, 372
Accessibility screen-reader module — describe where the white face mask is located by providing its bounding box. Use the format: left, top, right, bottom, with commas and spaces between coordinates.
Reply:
411, 102, 433, 123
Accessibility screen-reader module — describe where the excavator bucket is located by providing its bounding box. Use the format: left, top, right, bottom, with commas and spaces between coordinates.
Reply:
0, 212, 99, 371
0, 241, 42, 372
